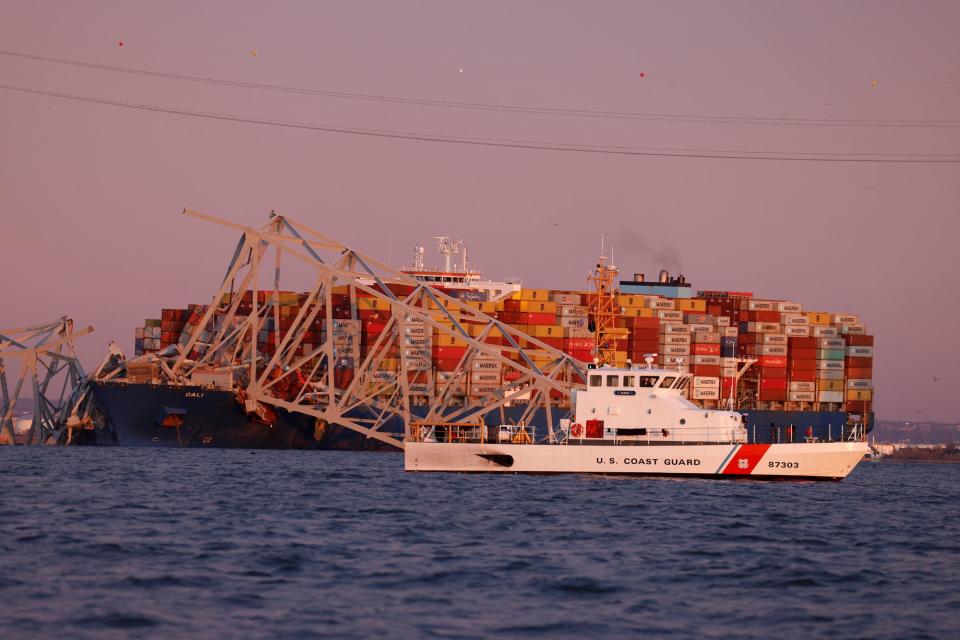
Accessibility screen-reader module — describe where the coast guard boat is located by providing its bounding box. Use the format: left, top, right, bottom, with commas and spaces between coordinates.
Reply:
405, 363, 868, 480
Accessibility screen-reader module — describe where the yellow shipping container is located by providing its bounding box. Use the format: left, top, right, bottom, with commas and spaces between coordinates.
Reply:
846, 389, 873, 401
466, 301, 497, 314
818, 379, 844, 391
612, 352, 629, 366
529, 325, 565, 338
622, 307, 656, 318
378, 358, 400, 371
515, 288, 550, 302
434, 333, 467, 347
515, 300, 557, 314
464, 323, 502, 338
618, 294, 647, 309
677, 299, 707, 313
807, 312, 831, 325
357, 297, 389, 311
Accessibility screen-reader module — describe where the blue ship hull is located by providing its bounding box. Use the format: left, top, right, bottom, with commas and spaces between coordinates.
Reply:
84, 382, 870, 450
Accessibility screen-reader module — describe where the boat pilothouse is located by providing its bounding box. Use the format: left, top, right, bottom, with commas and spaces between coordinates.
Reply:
570, 364, 746, 445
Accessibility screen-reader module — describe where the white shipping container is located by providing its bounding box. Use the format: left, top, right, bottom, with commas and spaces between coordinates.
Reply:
777, 302, 803, 313
661, 334, 691, 345
692, 387, 720, 400
818, 370, 845, 381
693, 376, 720, 388
687, 323, 714, 333
746, 299, 775, 311
783, 314, 810, 326
691, 332, 721, 344
748, 322, 781, 333
469, 383, 502, 396
552, 293, 581, 305
721, 357, 738, 367
759, 344, 787, 356
692, 355, 721, 365
661, 344, 691, 356
785, 325, 811, 337
840, 323, 866, 335
846, 378, 873, 389
847, 346, 874, 357
559, 305, 588, 317
560, 316, 589, 330
817, 360, 845, 371
818, 337, 845, 348
401, 357, 431, 371
657, 310, 683, 322
722, 327, 738, 337
471, 358, 503, 371
818, 390, 844, 403
722, 367, 738, 378
402, 336, 431, 348
716, 316, 731, 327
834, 314, 859, 324
788, 391, 816, 402
660, 324, 691, 335
657, 359, 690, 372
646, 298, 676, 310
759, 333, 788, 345
470, 370, 502, 384
812, 326, 839, 337
789, 381, 816, 392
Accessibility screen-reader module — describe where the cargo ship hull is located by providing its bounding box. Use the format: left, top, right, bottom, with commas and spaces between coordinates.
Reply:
86, 381, 396, 450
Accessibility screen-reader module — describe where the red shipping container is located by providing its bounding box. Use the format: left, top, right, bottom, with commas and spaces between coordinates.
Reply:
516, 312, 556, 325
788, 370, 816, 382
758, 389, 787, 401
788, 360, 816, 371
846, 400, 872, 414
789, 348, 817, 360
434, 358, 461, 371
691, 364, 721, 377
627, 317, 660, 329
362, 320, 388, 335
566, 337, 594, 350
534, 337, 564, 350
691, 343, 721, 356
846, 367, 873, 379
630, 327, 659, 341
566, 349, 593, 362
845, 356, 873, 369
741, 310, 781, 323
358, 309, 391, 321
788, 336, 817, 349
760, 378, 787, 390
758, 355, 787, 368
845, 334, 874, 346
758, 366, 787, 379
432, 346, 468, 360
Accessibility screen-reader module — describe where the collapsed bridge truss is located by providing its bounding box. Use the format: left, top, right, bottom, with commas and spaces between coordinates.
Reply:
97, 210, 588, 449
0, 318, 94, 445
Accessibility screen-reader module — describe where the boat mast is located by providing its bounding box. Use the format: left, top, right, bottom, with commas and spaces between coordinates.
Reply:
587, 236, 622, 365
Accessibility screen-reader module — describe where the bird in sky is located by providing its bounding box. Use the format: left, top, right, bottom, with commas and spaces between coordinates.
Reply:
933, 376, 941, 382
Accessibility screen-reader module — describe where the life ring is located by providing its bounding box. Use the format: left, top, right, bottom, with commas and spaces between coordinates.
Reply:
571, 423, 584, 438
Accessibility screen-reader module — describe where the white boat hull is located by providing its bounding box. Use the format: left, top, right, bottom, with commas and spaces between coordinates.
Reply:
405, 441, 869, 480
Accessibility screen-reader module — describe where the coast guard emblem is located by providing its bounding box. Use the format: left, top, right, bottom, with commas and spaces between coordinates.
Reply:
737, 458, 749, 470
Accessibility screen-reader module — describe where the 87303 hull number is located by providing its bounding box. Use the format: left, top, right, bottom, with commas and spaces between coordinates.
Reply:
769, 461, 799, 469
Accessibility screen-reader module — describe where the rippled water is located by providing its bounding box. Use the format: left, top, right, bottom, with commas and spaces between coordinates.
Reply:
0, 449, 957, 639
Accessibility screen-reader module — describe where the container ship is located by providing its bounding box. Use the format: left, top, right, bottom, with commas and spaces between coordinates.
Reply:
82, 236, 874, 449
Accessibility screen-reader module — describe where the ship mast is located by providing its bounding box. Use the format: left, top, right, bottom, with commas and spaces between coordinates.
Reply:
587, 237, 622, 365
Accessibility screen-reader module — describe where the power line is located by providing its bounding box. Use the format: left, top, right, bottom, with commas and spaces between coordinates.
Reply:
3, 83, 959, 163
3, 49, 959, 129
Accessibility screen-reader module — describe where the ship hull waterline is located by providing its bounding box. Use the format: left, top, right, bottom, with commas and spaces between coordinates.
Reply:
405, 441, 869, 480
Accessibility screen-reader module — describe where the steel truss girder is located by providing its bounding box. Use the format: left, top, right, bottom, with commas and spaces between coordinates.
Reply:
0, 318, 94, 445
106, 209, 587, 449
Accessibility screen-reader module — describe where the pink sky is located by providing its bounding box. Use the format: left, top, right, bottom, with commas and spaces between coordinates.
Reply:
2, 1, 958, 421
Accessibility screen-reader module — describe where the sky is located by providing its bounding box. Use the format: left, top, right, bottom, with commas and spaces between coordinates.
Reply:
1, 1, 958, 421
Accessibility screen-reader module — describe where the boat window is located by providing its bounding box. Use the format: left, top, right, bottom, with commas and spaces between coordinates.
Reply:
589, 375, 602, 387
606, 375, 619, 387
638, 376, 658, 388
622, 375, 635, 387
675, 378, 689, 390
659, 376, 677, 388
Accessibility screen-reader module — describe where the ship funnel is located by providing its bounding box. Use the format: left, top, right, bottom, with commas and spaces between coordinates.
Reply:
658, 269, 669, 283
633, 273, 645, 283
